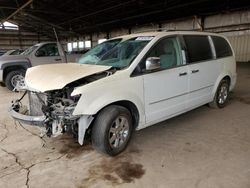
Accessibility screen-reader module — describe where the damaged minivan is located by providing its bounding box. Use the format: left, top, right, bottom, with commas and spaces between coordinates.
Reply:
10, 31, 236, 156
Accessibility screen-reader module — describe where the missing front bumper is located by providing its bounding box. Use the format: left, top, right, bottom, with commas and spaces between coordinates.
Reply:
10, 106, 94, 145
9, 91, 46, 126
9, 90, 94, 145
9, 107, 46, 126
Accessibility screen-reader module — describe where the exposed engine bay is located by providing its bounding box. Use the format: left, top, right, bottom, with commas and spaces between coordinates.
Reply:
36, 87, 81, 137
10, 70, 114, 144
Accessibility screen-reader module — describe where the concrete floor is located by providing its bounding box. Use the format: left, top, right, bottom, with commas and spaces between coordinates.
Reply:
0, 63, 250, 188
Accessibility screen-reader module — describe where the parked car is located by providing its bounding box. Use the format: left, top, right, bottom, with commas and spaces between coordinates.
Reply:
67, 49, 89, 55
0, 42, 82, 90
2, 49, 24, 56
10, 31, 236, 156
0, 50, 7, 56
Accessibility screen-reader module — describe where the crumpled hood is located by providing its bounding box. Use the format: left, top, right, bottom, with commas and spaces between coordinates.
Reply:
25, 63, 111, 92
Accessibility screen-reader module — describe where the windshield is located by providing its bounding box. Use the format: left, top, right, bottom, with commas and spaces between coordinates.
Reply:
78, 36, 153, 68
78, 39, 122, 65
21, 45, 39, 55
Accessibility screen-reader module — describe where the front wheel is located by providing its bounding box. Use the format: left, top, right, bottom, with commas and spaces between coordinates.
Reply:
5, 70, 25, 91
91, 105, 133, 156
209, 79, 230, 108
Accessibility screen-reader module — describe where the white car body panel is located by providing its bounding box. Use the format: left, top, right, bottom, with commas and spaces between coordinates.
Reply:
14, 31, 236, 144
25, 63, 111, 92
70, 31, 236, 130
143, 66, 189, 124
72, 70, 146, 127
0, 69, 3, 81
187, 60, 222, 109
212, 57, 237, 94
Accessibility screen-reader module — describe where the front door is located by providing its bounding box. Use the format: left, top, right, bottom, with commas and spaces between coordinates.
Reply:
142, 37, 189, 124
32, 43, 64, 66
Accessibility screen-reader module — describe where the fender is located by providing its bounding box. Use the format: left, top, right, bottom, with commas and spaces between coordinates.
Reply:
1, 59, 31, 69
1, 60, 31, 82
71, 71, 146, 125
1, 59, 32, 71
73, 90, 145, 125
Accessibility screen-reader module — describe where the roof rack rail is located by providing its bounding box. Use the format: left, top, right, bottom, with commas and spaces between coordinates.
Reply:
133, 28, 201, 34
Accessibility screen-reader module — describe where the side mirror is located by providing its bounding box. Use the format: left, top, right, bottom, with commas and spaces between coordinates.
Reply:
146, 57, 161, 71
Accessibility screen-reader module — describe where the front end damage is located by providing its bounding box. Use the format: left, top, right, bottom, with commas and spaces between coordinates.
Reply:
10, 88, 94, 145
9, 63, 115, 144
9, 67, 115, 145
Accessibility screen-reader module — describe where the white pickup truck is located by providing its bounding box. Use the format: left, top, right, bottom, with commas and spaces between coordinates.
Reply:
0, 42, 81, 90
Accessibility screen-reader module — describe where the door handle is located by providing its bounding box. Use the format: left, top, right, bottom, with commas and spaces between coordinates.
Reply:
179, 72, 187, 76
55, 58, 61, 61
192, 69, 199, 73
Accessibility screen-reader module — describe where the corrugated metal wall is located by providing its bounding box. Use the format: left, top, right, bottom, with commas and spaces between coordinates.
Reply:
81, 10, 250, 63
227, 34, 250, 62
0, 29, 51, 50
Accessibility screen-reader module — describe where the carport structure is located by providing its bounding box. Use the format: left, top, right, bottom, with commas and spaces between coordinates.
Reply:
0, 1, 250, 188
1, 0, 250, 37
1, 0, 250, 60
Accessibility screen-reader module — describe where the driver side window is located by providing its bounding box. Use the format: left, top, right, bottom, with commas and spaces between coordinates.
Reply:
139, 37, 182, 73
35, 43, 59, 57
150, 38, 181, 68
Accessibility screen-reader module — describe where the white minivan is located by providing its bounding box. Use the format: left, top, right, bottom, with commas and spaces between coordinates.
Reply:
10, 31, 236, 156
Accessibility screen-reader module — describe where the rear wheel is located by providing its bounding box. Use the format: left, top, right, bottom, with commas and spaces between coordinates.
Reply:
91, 105, 133, 156
209, 79, 230, 108
5, 70, 25, 91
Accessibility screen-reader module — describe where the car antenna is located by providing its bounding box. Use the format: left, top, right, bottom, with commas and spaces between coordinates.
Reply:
53, 27, 68, 63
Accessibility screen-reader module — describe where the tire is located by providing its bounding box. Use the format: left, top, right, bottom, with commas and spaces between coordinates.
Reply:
5, 70, 25, 91
209, 79, 230, 108
91, 105, 133, 156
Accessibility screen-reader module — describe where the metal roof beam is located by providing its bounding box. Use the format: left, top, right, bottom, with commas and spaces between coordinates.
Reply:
58, 0, 137, 25
23, 13, 65, 30
1, 0, 33, 23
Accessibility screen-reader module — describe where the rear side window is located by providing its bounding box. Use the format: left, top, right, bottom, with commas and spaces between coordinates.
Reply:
211, 36, 232, 58
183, 35, 213, 63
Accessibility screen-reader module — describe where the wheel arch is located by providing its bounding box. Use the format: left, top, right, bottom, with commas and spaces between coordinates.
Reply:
2, 61, 30, 81
212, 74, 232, 97
222, 75, 231, 85
107, 100, 140, 129
89, 100, 140, 130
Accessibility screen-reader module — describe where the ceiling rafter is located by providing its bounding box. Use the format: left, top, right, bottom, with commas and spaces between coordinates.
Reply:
0, 0, 249, 38
1, 0, 33, 23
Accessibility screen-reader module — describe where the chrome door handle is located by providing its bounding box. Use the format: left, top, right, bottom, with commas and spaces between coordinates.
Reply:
179, 72, 187, 76
192, 69, 199, 73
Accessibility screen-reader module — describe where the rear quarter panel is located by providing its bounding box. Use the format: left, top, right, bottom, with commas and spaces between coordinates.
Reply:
212, 56, 236, 96
211, 35, 237, 95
